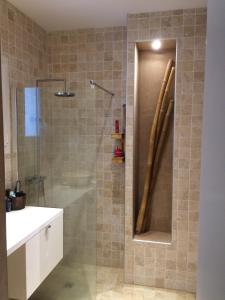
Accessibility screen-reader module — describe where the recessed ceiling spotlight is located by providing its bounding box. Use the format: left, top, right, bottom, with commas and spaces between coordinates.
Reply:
151, 39, 162, 50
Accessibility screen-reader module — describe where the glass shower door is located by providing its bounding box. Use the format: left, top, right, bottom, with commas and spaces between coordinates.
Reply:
16, 81, 97, 300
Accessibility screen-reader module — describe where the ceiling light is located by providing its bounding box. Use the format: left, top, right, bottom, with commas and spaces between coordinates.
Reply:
151, 39, 162, 50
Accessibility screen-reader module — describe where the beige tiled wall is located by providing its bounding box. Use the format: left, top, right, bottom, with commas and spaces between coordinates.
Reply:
0, 0, 47, 187
47, 27, 127, 267
125, 8, 206, 292
2, 0, 207, 290
2, 0, 127, 267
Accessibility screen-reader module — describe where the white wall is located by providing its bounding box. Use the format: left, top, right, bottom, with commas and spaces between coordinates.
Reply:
197, 0, 225, 299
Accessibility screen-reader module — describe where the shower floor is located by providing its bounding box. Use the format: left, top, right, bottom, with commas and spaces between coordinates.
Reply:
97, 284, 195, 300
96, 266, 195, 300
30, 262, 96, 300
30, 264, 195, 300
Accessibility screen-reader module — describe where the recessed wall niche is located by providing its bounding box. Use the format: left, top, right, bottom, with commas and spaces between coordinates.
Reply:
134, 39, 176, 243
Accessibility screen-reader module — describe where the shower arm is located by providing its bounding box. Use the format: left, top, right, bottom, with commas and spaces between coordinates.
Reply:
36, 79, 67, 91
90, 80, 115, 97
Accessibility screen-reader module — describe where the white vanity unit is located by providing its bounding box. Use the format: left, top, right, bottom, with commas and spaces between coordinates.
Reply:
7, 206, 63, 300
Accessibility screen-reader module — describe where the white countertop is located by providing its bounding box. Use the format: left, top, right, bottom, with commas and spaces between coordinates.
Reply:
6, 206, 63, 256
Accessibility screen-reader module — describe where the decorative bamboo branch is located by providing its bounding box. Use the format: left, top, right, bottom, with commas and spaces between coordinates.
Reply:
135, 59, 174, 234
155, 67, 175, 147
152, 99, 174, 188
142, 99, 174, 231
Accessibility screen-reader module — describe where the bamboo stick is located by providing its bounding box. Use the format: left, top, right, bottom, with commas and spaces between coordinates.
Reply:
144, 69, 175, 231
155, 67, 175, 146
135, 59, 174, 234
141, 67, 175, 232
142, 99, 174, 231
152, 99, 174, 187
142, 69, 175, 232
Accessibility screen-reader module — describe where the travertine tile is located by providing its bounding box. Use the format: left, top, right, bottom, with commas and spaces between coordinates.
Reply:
1, 0, 47, 187
47, 27, 127, 268
125, 8, 206, 293
4, 1, 206, 295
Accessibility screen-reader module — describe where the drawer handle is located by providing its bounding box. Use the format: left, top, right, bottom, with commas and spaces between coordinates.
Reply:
46, 225, 52, 229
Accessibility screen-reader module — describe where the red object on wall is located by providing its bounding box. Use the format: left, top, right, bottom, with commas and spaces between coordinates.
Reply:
114, 146, 123, 157
115, 120, 119, 133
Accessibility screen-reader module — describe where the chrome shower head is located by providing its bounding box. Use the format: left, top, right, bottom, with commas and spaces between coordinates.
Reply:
54, 91, 75, 97
36, 79, 75, 98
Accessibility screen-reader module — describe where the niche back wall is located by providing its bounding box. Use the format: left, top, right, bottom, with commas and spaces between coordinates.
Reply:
135, 47, 175, 234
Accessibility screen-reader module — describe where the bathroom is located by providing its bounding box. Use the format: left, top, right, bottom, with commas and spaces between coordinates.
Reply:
0, 0, 225, 299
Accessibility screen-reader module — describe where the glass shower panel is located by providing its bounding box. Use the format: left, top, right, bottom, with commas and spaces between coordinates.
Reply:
16, 81, 97, 300
16, 88, 39, 205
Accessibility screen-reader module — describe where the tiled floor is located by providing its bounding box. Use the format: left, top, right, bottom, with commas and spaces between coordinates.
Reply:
30, 263, 195, 300
30, 262, 96, 300
97, 285, 195, 300
96, 266, 195, 300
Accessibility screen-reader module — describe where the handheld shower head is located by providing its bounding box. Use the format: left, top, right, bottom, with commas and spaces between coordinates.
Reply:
90, 80, 95, 89
89, 80, 114, 96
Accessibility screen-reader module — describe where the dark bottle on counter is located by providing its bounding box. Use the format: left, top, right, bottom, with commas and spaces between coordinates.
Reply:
5, 189, 12, 212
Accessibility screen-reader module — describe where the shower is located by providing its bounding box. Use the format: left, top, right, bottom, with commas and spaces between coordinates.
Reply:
37, 79, 114, 97
36, 78, 75, 97
16, 77, 98, 300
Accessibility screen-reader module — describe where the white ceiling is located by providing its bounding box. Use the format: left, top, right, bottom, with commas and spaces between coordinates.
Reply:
8, 0, 207, 32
